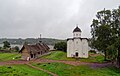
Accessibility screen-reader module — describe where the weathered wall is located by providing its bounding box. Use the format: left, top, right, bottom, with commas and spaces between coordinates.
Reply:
67, 38, 89, 58
21, 48, 30, 60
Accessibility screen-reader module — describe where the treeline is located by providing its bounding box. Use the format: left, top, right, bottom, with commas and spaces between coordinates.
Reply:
0, 38, 65, 45
0, 41, 19, 53
91, 6, 120, 67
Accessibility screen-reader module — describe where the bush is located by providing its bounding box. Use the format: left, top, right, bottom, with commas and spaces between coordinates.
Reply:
0, 47, 2, 50
54, 41, 67, 52
14, 46, 19, 51
89, 50, 96, 54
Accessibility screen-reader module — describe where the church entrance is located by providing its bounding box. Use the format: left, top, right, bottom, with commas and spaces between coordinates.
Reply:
75, 52, 79, 57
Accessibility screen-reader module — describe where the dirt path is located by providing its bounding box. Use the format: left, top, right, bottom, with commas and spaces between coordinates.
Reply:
0, 58, 112, 76
32, 58, 83, 66
32, 58, 112, 68
0, 58, 112, 68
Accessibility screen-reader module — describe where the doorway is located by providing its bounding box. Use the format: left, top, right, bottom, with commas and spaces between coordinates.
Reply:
75, 52, 79, 57
30, 54, 33, 58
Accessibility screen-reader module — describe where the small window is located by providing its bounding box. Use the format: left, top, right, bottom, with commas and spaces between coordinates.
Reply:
76, 41, 78, 44
76, 34, 78, 36
38, 52, 40, 54
83, 53, 85, 55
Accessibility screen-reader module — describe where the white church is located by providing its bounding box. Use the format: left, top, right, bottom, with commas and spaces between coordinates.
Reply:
67, 26, 89, 58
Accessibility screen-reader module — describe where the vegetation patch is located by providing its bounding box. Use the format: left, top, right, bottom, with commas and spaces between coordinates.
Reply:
42, 51, 105, 63
0, 65, 51, 76
80, 53, 105, 63
0, 53, 21, 61
42, 51, 75, 60
32, 62, 120, 76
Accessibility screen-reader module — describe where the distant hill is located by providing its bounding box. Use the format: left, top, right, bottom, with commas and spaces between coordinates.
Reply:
0, 38, 66, 45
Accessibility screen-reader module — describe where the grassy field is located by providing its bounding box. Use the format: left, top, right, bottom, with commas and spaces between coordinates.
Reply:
42, 51, 104, 63
0, 52, 119, 76
42, 51, 75, 60
0, 53, 21, 61
80, 53, 105, 63
33, 62, 120, 76
0, 65, 51, 76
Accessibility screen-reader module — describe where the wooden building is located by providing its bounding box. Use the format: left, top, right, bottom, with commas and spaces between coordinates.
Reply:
19, 42, 50, 60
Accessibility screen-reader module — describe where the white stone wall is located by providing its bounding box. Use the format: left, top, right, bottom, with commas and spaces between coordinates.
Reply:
81, 39, 89, 58
67, 40, 74, 57
67, 38, 89, 58
73, 32, 81, 38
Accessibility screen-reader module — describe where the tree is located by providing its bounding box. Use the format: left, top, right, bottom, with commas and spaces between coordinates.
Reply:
0, 47, 2, 50
111, 6, 120, 67
91, 9, 112, 61
91, 6, 120, 67
3, 41, 11, 49
14, 46, 19, 51
54, 41, 67, 52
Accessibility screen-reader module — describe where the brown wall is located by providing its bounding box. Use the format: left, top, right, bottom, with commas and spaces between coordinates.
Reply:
21, 48, 30, 60
21, 48, 50, 60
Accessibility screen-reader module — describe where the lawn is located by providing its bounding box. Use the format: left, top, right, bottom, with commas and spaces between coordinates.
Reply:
80, 53, 105, 63
42, 51, 105, 63
32, 62, 120, 76
0, 53, 21, 61
42, 51, 75, 60
0, 64, 51, 76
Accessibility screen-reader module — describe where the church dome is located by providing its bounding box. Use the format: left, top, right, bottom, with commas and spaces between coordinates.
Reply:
73, 26, 81, 32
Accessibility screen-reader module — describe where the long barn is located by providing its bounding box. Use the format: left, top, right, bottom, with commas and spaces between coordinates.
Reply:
19, 42, 50, 60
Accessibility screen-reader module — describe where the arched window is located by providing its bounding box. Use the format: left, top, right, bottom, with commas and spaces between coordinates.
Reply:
76, 34, 78, 36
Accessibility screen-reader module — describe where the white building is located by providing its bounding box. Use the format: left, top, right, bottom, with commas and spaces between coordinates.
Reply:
67, 26, 89, 58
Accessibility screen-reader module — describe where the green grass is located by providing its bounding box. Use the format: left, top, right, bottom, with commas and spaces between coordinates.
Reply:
80, 54, 104, 63
0, 65, 51, 76
42, 51, 104, 63
0, 53, 21, 61
32, 62, 120, 76
42, 51, 75, 60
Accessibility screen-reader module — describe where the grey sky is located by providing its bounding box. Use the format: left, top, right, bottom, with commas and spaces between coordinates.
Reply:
0, 0, 120, 39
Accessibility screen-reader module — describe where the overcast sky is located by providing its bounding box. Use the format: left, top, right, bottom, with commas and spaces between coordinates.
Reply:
0, 0, 120, 39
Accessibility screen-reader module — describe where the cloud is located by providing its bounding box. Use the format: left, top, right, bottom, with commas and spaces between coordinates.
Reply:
0, 0, 120, 39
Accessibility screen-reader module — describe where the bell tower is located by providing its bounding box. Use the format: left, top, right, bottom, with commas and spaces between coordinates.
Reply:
73, 26, 81, 38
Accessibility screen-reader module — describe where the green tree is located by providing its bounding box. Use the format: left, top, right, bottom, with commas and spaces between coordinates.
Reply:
91, 9, 112, 61
0, 47, 2, 50
91, 6, 120, 67
111, 6, 120, 67
14, 46, 19, 51
54, 41, 67, 52
3, 41, 11, 49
